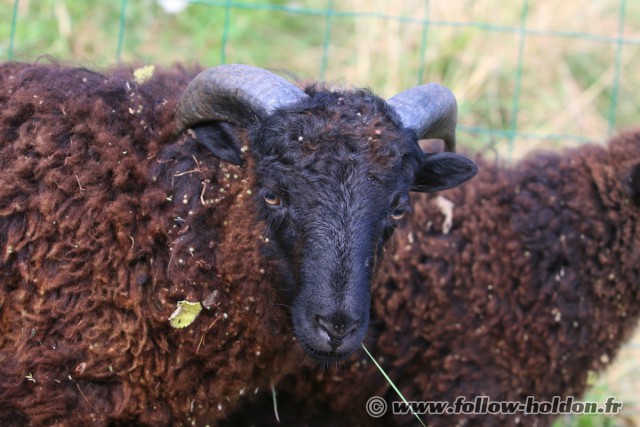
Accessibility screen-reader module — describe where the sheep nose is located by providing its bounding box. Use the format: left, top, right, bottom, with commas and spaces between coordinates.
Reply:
316, 314, 359, 345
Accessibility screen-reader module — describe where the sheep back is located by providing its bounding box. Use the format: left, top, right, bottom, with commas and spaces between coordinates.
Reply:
0, 63, 295, 426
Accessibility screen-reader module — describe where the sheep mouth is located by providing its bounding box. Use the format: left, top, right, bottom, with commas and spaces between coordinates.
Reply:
300, 342, 354, 363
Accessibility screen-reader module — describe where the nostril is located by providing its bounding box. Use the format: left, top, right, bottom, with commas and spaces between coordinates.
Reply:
345, 320, 359, 335
316, 314, 359, 342
316, 315, 332, 335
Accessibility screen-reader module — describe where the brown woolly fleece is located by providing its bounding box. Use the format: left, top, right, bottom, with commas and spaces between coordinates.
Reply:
2, 62, 639, 427
0, 62, 300, 426
225, 130, 640, 427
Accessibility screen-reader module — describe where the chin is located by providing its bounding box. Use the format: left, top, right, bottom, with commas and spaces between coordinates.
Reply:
300, 342, 357, 364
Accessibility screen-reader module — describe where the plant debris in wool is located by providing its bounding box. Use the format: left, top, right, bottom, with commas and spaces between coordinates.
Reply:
169, 300, 204, 329
133, 65, 155, 84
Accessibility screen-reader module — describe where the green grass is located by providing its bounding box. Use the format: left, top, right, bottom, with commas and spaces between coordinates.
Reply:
551, 384, 623, 427
2, 0, 639, 155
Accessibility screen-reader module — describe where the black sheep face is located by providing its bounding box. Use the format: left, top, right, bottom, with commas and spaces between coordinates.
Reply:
183, 69, 477, 361
249, 90, 416, 361
241, 88, 475, 361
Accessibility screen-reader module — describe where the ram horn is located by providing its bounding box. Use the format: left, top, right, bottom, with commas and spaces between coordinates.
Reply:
387, 83, 457, 152
175, 64, 309, 131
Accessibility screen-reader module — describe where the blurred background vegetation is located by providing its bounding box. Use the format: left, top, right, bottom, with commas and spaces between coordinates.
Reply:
1, 0, 639, 425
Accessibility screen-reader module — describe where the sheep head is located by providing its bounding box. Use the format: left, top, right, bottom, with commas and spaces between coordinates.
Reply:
176, 65, 477, 361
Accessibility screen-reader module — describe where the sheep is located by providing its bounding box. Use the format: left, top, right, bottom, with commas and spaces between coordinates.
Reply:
222, 129, 640, 427
0, 62, 477, 426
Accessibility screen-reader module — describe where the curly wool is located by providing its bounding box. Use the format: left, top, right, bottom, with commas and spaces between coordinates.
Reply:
0, 63, 299, 426
226, 130, 640, 427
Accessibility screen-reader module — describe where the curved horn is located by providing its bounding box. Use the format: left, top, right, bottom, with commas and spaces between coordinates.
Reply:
176, 64, 308, 131
387, 83, 457, 152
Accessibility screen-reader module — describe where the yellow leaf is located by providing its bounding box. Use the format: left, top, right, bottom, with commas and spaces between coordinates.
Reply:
169, 300, 203, 329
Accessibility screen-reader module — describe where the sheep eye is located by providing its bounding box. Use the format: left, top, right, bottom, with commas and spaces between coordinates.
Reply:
263, 191, 281, 206
367, 174, 381, 183
391, 207, 405, 220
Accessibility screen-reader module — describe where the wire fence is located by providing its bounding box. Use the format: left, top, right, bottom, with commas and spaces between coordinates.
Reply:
2, 0, 639, 154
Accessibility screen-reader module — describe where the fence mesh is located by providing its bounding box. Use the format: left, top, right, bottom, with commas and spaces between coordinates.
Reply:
3, 0, 639, 157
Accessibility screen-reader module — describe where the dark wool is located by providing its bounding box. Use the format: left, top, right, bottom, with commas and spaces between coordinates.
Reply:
225, 131, 640, 427
3, 62, 638, 427
0, 63, 302, 426
0, 62, 467, 426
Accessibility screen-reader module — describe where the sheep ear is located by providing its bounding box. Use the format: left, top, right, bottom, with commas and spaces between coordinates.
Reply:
411, 152, 478, 193
191, 122, 243, 165
625, 163, 640, 206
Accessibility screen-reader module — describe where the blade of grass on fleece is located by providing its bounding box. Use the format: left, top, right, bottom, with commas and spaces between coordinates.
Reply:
361, 343, 427, 427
